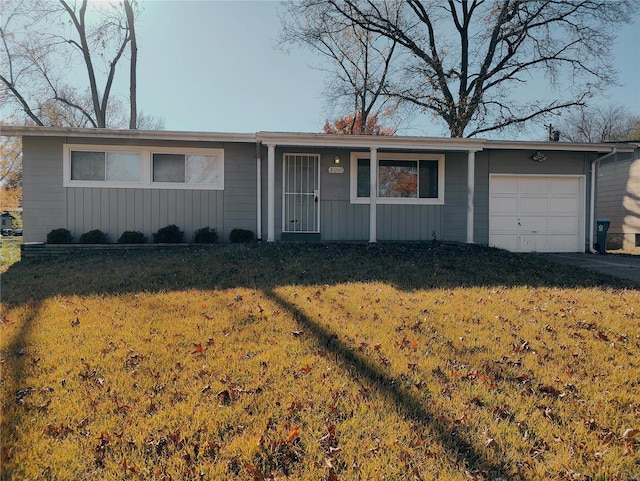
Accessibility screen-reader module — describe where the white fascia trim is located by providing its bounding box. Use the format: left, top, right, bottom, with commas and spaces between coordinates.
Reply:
258, 131, 486, 151
486, 140, 635, 153
2, 125, 256, 143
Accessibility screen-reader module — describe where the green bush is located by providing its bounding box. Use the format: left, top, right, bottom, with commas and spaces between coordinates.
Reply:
153, 224, 184, 243
47, 228, 73, 244
193, 227, 218, 244
79, 229, 108, 244
118, 231, 147, 244
229, 228, 255, 243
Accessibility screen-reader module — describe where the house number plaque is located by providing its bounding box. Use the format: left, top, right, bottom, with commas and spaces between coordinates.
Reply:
328, 166, 344, 174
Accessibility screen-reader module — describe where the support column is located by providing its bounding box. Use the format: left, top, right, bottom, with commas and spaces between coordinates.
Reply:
267, 144, 276, 242
466, 150, 476, 244
369, 147, 378, 243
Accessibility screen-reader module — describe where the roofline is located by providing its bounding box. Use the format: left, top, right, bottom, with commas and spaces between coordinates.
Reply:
0, 125, 257, 143
1, 125, 634, 153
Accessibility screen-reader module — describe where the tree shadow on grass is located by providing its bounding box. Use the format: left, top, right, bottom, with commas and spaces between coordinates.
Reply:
263, 288, 511, 479
0, 301, 43, 476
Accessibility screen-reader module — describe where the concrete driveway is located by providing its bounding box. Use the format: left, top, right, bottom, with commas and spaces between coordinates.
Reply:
539, 253, 640, 284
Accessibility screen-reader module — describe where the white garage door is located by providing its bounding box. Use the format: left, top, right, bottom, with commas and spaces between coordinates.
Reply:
489, 175, 585, 253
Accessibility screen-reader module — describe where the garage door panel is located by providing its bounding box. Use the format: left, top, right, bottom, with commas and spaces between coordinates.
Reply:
520, 178, 550, 194
489, 175, 584, 253
519, 216, 548, 231
492, 197, 518, 213
550, 179, 580, 194
491, 234, 519, 252
492, 215, 519, 231
550, 234, 580, 251
519, 197, 548, 213
549, 216, 579, 231
520, 234, 549, 252
491, 177, 519, 194
550, 197, 579, 213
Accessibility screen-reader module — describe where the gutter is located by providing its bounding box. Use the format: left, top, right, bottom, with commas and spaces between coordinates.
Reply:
589, 149, 617, 254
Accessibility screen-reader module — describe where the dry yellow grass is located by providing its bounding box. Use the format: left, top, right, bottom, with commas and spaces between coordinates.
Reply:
1, 243, 639, 480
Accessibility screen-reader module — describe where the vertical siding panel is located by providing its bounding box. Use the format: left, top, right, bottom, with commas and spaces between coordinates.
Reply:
100, 189, 109, 233
345, 203, 354, 240
82, 189, 92, 233
91, 189, 100, 230
126, 190, 135, 230
176, 190, 185, 232
134, 190, 143, 232
159, 191, 168, 227
151, 190, 160, 235
66, 189, 74, 233
109, 189, 118, 239
142, 190, 152, 237
216, 191, 224, 238
192, 191, 202, 228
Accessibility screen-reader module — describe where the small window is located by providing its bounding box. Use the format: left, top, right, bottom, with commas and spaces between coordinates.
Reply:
153, 153, 185, 182
71, 150, 140, 182
153, 153, 222, 185
351, 153, 444, 204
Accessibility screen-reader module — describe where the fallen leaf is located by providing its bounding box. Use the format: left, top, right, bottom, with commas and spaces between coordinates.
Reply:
623, 428, 639, 440
192, 343, 205, 355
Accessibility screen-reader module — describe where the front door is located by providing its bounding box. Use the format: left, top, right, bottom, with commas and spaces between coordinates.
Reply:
283, 153, 320, 233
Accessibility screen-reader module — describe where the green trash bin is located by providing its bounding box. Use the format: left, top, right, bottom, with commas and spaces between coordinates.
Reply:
595, 218, 610, 254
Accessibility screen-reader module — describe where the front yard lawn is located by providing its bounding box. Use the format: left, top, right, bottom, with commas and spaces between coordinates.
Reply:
1, 243, 638, 480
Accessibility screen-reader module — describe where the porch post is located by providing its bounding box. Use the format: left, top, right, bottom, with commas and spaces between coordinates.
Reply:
369, 147, 378, 243
466, 150, 476, 244
267, 144, 276, 242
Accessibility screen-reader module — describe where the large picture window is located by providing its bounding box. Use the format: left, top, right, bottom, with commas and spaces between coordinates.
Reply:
64, 145, 224, 190
350, 153, 444, 204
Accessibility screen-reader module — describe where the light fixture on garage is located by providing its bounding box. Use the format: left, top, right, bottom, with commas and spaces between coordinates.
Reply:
334, 156, 341, 164
532, 151, 547, 162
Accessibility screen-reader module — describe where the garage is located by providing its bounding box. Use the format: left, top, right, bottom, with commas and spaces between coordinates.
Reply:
489, 175, 586, 253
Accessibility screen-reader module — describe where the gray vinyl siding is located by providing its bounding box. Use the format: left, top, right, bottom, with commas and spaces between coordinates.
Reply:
22, 137, 66, 242
598, 152, 639, 236
22, 137, 256, 243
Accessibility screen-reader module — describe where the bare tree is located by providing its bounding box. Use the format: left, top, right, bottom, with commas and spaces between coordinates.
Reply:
295, 0, 636, 138
558, 105, 640, 143
0, 0, 144, 129
281, 1, 400, 134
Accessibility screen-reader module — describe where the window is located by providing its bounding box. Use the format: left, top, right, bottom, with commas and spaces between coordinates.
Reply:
64, 145, 224, 190
350, 153, 444, 204
152, 153, 222, 185
70, 151, 141, 182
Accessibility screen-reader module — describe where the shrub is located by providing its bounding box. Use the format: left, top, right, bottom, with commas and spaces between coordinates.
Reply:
153, 224, 184, 243
118, 231, 146, 244
79, 229, 108, 244
47, 228, 73, 244
193, 227, 218, 244
229, 228, 255, 243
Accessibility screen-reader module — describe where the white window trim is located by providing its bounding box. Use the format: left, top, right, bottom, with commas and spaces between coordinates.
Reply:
63, 144, 224, 190
350, 152, 445, 205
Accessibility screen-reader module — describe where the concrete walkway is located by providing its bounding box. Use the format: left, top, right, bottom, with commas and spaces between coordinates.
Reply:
539, 253, 640, 285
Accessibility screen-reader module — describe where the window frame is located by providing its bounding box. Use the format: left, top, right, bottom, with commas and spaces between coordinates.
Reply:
63, 144, 224, 190
349, 152, 445, 205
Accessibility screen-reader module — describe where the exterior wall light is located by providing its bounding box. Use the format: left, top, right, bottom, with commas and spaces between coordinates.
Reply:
532, 151, 547, 162
334, 156, 341, 164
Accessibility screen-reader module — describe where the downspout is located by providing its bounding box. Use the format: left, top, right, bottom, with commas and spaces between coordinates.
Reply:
589, 148, 617, 254
256, 142, 262, 241
466, 150, 477, 244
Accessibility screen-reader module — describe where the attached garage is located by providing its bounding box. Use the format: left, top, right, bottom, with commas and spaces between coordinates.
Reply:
489, 175, 586, 253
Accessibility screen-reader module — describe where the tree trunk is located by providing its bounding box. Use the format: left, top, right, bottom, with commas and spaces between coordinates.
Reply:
124, 0, 137, 130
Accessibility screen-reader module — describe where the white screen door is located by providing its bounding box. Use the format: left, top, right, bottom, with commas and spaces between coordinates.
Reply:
283, 154, 320, 233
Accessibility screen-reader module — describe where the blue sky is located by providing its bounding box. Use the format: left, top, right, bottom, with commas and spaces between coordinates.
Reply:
131, 0, 639, 140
